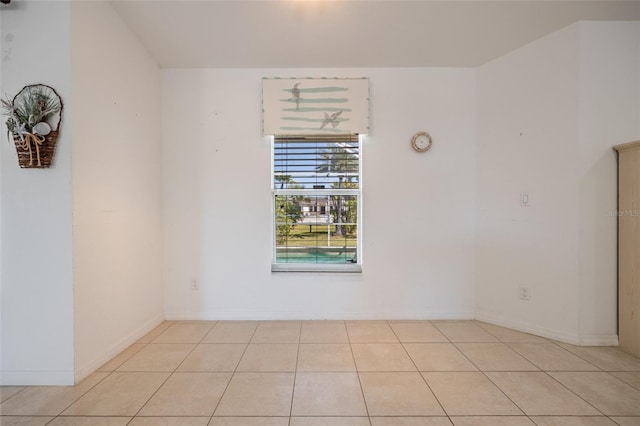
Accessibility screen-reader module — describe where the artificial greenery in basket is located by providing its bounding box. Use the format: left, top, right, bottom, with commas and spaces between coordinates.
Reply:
1, 84, 63, 168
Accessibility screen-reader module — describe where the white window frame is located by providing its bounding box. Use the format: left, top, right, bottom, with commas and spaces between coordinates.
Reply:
270, 135, 363, 273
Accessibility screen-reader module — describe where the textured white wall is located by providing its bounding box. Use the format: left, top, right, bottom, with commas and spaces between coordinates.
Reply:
71, 1, 164, 382
577, 21, 640, 344
476, 21, 640, 344
476, 23, 582, 343
162, 68, 477, 320
0, 0, 74, 385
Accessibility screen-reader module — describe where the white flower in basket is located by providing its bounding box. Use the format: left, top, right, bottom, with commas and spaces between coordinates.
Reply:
1, 84, 63, 168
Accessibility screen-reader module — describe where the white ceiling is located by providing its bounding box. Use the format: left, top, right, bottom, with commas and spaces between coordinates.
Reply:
110, 0, 640, 68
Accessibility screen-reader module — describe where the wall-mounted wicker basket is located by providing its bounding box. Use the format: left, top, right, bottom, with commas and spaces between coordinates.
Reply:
9, 84, 63, 168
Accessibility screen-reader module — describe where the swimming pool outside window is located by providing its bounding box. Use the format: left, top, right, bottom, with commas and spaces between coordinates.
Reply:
271, 134, 362, 272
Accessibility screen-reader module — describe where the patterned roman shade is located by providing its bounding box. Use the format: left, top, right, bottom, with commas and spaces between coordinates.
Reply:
262, 78, 370, 136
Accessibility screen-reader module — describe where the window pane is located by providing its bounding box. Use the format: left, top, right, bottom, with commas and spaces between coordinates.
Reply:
273, 135, 360, 268
275, 194, 358, 264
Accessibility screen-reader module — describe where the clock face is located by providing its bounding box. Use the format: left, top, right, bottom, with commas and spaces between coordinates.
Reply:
412, 132, 432, 152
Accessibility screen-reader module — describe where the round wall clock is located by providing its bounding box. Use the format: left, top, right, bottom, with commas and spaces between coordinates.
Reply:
411, 131, 432, 153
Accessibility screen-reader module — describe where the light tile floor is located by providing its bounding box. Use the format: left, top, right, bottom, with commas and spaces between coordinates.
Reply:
2, 320, 640, 425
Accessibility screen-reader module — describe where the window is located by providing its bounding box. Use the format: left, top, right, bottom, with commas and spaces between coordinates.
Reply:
272, 134, 361, 272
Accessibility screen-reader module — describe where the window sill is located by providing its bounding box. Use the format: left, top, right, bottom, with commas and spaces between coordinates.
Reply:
271, 263, 362, 273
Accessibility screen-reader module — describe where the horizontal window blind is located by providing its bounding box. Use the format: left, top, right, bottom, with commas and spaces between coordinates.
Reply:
273, 135, 359, 191
272, 134, 361, 269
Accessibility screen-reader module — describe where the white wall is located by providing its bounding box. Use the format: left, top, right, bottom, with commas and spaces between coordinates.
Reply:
476, 21, 640, 344
71, 1, 164, 382
578, 22, 640, 344
162, 68, 477, 320
0, 7, 4, 384
0, 1, 75, 385
577, 21, 640, 343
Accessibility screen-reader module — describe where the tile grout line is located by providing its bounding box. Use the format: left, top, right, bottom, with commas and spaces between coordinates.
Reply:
423, 318, 512, 423
208, 320, 260, 424
173, 321, 218, 371
445, 323, 579, 421
612, 345, 640, 360
539, 370, 608, 417
498, 333, 640, 419
558, 343, 640, 387
140, 321, 175, 344
287, 320, 303, 426
546, 340, 603, 372
460, 324, 535, 418
610, 373, 640, 392
476, 368, 536, 419
504, 343, 596, 374
127, 321, 217, 423
345, 321, 373, 426
475, 325, 607, 420
99, 342, 149, 373
42, 370, 115, 426
499, 336, 610, 417
430, 322, 454, 344
0, 386, 28, 406
388, 320, 451, 424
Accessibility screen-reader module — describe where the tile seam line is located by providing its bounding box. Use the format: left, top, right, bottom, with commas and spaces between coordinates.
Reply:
131, 321, 216, 420
542, 371, 619, 417
41, 369, 114, 425
208, 321, 262, 418
210, 319, 260, 420
346, 321, 373, 426
287, 320, 303, 424
389, 320, 450, 421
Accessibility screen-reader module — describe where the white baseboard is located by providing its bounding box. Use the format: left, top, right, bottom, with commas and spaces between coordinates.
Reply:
475, 310, 580, 344
165, 310, 476, 321
475, 311, 618, 346
74, 312, 165, 383
578, 334, 619, 346
0, 370, 74, 386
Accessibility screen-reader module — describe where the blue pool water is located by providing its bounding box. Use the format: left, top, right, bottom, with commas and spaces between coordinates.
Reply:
276, 248, 356, 263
